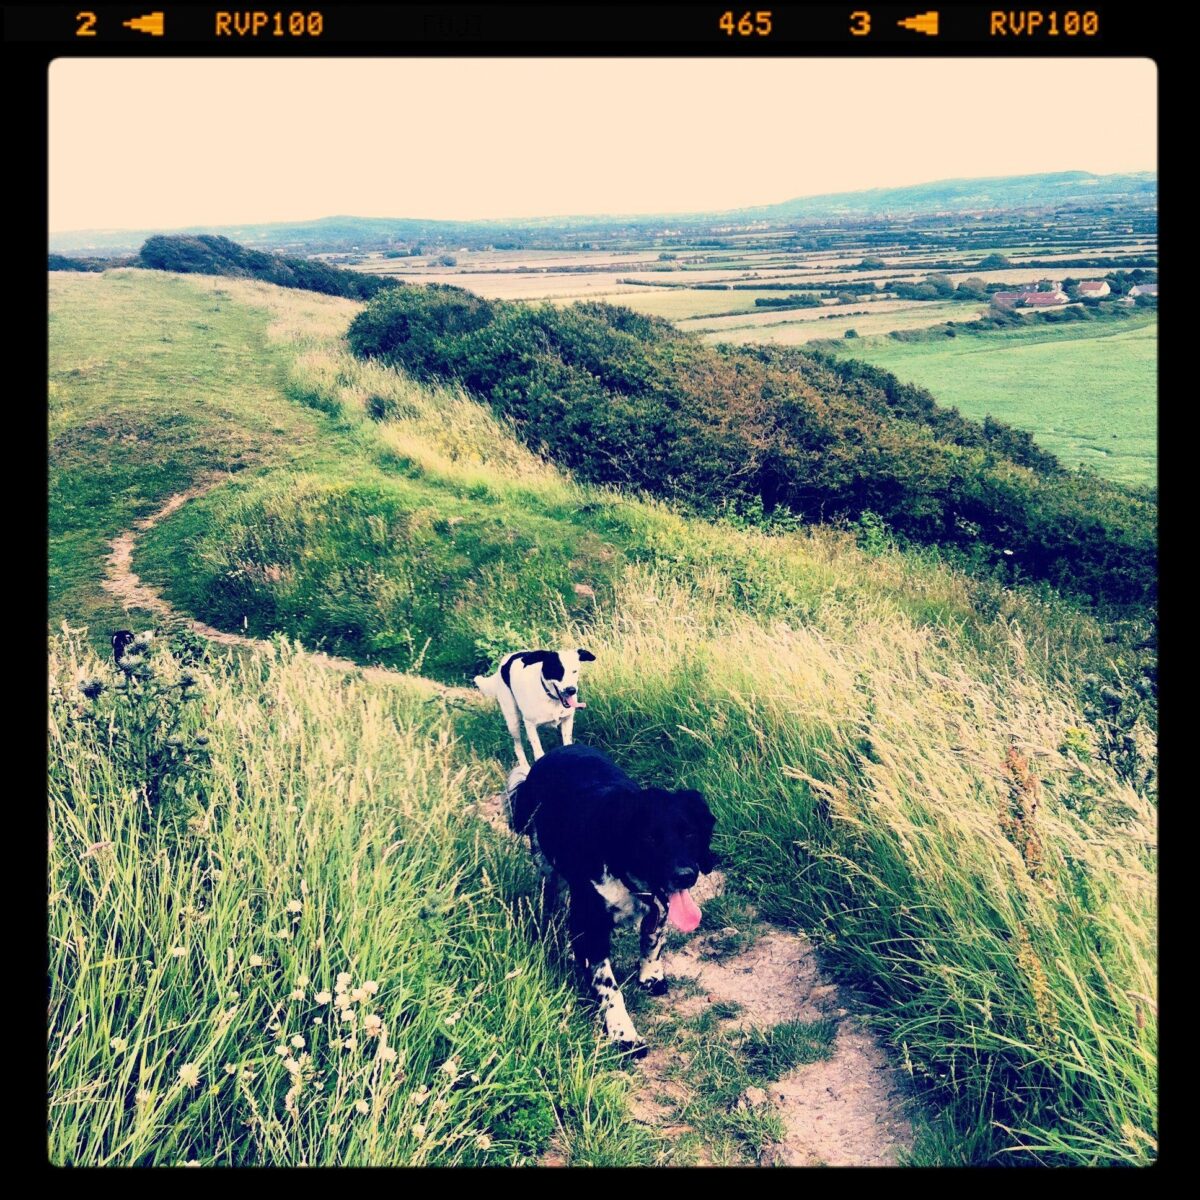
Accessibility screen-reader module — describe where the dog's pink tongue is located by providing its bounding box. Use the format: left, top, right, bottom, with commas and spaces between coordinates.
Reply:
566, 696, 586, 708
667, 889, 702, 932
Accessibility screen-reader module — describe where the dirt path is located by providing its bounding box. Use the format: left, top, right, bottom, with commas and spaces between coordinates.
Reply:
108, 488, 916, 1167
100, 483, 453, 689
649, 900, 915, 1166
476, 794, 916, 1167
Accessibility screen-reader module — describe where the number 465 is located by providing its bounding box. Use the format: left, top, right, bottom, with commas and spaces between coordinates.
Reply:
719, 11, 773, 36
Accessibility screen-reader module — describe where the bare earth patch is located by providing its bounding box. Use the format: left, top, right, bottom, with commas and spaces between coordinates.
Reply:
100, 486, 473, 693
636, 882, 915, 1167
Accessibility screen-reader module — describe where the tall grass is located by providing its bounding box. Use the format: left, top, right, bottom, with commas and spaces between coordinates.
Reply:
568, 567, 1157, 1164
48, 629, 653, 1166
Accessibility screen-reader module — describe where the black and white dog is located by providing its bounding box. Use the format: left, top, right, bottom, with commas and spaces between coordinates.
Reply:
474, 648, 595, 771
509, 743, 716, 1055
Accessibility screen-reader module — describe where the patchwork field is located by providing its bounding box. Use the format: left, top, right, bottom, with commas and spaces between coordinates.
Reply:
823, 318, 1158, 488
347, 227, 1153, 315
699, 301, 990, 345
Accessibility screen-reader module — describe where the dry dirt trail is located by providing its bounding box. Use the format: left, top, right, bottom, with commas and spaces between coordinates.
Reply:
477, 795, 917, 1167
106, 486, 917, 1168
101, 482, 452, 690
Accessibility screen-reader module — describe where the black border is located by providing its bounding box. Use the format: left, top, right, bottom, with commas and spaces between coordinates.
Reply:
17, 3, 1165, 1173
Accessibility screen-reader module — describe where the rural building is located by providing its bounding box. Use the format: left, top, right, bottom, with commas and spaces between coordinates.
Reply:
991, 291, 1027, 309
1129, 283, 1158, 298
992, 287, 1068, 310
1078, 280, 1111, 297
1021, 290, 1069, 308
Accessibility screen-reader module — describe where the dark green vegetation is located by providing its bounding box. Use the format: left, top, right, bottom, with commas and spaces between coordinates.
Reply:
48, 251, 121, 272
347, 286, 1156, 606
49, 235, 399, 301
139, 235, 400, 299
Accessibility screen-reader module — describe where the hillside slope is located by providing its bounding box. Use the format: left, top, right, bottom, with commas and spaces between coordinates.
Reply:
49, 270, 1157, 1166
347, 286, 1156, 605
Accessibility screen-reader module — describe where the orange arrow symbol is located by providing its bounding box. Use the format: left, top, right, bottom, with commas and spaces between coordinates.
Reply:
898, 11, 939, 36
123, 12, 165, 36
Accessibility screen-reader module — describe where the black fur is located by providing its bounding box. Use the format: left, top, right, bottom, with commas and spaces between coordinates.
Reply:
510, 743, 716, 1052
577, 647, 596, 662
511, 744, 715, 885
500, 649, 564, 692
112, 630, 135, 664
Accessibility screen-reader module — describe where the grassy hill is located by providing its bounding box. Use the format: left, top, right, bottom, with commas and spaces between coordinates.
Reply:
48, 270, 1157, 1165
735, 170, 1157, 222
49, 235, 399, 299
346, 286, 1156, 606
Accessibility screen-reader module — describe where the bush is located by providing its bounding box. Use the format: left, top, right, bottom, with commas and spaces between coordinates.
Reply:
137, 235, 399, 300
347, 286, 1156, 607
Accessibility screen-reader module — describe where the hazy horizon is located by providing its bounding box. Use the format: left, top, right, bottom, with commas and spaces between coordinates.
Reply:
50, 58, 1156, 234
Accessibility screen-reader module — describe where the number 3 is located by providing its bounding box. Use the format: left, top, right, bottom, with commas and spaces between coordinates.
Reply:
850, 10, 871, 36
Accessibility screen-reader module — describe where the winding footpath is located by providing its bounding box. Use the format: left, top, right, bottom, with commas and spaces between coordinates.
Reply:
104, 486, 917, 1167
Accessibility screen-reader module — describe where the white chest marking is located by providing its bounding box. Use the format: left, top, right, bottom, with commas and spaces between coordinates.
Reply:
593, 871, 643, 925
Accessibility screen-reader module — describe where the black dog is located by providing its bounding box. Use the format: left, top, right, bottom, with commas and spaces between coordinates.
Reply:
112, 630, 135, 664
509, 743, 716, 1054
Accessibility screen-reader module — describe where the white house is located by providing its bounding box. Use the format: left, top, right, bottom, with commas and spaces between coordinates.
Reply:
1077, 280, 1111, 298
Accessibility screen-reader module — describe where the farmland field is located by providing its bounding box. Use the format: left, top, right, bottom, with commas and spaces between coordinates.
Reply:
562, 288, 815, 320
341, 214, 1156, 330
823, 318, 1158, 488
698, 301, 989, 345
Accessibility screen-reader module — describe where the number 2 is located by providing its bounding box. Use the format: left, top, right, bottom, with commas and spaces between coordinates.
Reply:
76, 11, 97, 37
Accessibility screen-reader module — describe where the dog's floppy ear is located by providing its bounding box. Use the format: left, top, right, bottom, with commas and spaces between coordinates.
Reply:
676, 788, 717, 872
577, 648, 596, 662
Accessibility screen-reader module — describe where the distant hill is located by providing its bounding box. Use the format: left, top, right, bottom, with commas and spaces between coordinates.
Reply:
48, 170, 1157, 256
731, 170, 1158, 222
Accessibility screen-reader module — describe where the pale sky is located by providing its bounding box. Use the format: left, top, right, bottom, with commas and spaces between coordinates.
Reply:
49, 58, 1156, 233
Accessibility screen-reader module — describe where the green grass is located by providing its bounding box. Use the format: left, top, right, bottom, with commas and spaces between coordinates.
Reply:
823, 317, 1158, 488
644, 1009, 837, 1164
48, 269, 1157, 1166
740, 1020, 840, 1081
48, 631, 657, 1166
48, 270, 361, 641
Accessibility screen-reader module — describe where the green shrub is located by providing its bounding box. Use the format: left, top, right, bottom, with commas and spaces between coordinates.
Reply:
347, 286, 1156, 606
137, 235, 398, 300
